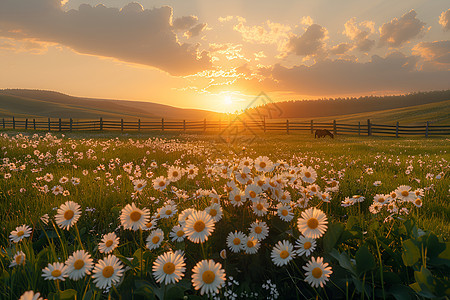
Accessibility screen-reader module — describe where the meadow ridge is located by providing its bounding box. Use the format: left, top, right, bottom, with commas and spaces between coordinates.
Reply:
0, 130, 449, 299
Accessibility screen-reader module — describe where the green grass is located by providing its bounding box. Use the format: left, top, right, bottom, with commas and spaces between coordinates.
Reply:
0, 130, 449, 299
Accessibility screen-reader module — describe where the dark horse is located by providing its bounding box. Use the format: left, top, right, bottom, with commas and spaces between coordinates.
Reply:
315, 129, 334, 139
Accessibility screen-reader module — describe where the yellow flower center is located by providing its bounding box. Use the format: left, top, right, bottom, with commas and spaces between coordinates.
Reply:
193, 220, 205, 232
102, 266, 114, 278
391, 192, 396, 198
130, 211, 141, 222
202, 270, 215, 284
401, 191, 409, 197
311, 187, 317, 192
331, 181, 337, 187
74, 259, 85, 270
158, 181, 165, 187
51, 269, 62, 277
378, 197, 385, 203
152, 236, 160, 244
415, 199, 422, 206
257, 180, 264, 186
249, 191, 256, 198
233, 238, 241, 245
279, 250, 289, 259
105, 240, 113, 247
259, 161, 266, 168
304, 172, 311, 178
17, 231, 24, 237
312, 267, 323, 278
247, 240, 254, 248
64, 210, 74, 220
15, 255, 24, 265
256, 203, 264, 211
163, 262, 176, 274
146, 222, 153, 228
189, 169, 194, 174
176, 230, 184, 237
304, 242, 312, 250
209, 209, 217, 217
136, 184, 143, 188
234, 195, 241, 202
281, 209, 289, 216
307, 218, 319, 229
172, 171, 179, 177
166, 209, 172, 216
255, 227, 262, 234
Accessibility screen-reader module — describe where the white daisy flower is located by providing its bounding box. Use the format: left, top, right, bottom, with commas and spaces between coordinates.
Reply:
303, 257, 333, 288
152, 251, 186, 285
277, 203, 294, 222
146, 228, 164, 250
120, 203, 150, 231
169, 225, 186, 242
184, 210, 215, 244
55, 201, 82, 230
9, 225, 32, 243
42, 262, 67, 281
191, 260, 226, 295
295, 235, 316, 257
204, 203, 223, 222
92, 255, 124, 290
242, 236, 260, 254
297, 208, 328, 239
226, 231, 246, 253
99, 232, 120, 254
271, 240, 296, 266
248, 221, 269, 241
10, 251, 26, 267
65, 250, 94, 280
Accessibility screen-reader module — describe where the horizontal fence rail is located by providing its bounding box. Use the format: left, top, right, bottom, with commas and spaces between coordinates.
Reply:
1, 117, 449, 137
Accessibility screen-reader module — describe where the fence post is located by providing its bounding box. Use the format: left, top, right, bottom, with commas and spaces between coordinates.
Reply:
59, 118, 61, 131
121, 119, 124, 132
100, 118, 103, 131
358, 122, 361, 136
333, 120, 337, 136
204, 119, 206, 132
263, 116, 266, 133
367, 119, 371, 136
33, 119, 36, 130
12, 117, 15, 129
48, 118, 51, 131
161, 118, 164, 131
395, 122, 399, 138
286, 119, 289, 134
70, 118, 73, 132
183, 120, 186, 132
138, 119, 141, 132
25, 118, 28, 130
425, 121, 429, 138
310, 120, 314, 134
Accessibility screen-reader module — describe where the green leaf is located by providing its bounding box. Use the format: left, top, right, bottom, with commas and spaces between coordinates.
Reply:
346, 216, 359, 230
414, 266, 435, 297
165, 285, 185, 299
402, 239, 420, 266
355, 245, 375, 275
388, 284, 413, 300
323, 223, 344, 253
59, 289, 78, 300
423, 233, 445, 258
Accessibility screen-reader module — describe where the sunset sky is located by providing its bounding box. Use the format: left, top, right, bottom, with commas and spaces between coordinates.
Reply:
0, 0, 449, 113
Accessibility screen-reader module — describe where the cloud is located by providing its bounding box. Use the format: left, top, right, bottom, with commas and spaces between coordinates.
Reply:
300, 16, 314, 26
343, 18, 375, 52
439, 9, 450, 31
287, 24, 328, 57
413, 41, 450, 65
0, 0, 211, 75
329, 43, 353, 55
379, 10, 426, 47
172, 15, 198, 31
185, 23, 207, 38
233, 19, 291, 48
224, 52, 450, 96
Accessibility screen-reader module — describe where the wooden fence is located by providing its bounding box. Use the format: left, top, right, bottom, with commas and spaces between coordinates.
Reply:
1, 117, 449, 137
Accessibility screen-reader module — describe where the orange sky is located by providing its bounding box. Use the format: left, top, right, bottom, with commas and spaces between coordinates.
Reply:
0, 0, 449, 113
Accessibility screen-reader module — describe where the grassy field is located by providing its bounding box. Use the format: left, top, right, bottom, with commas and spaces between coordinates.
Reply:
0, 130, 449, 299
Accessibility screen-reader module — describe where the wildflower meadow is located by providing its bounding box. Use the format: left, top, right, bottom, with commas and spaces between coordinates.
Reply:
0, 131, 449, 299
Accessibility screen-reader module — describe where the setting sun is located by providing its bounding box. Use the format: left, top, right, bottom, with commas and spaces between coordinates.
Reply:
224, 95, 232, 105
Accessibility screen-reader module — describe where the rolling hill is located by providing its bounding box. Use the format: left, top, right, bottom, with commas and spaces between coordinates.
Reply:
0, 89, 223, 120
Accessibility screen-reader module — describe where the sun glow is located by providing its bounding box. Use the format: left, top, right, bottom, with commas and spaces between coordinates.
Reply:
224, 95, 232, 105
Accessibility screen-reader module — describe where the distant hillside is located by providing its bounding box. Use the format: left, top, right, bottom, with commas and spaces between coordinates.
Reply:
287, 99, 450, 125
0, 89, 223, 120
245, 90, 450, 120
